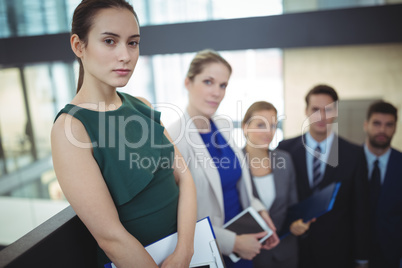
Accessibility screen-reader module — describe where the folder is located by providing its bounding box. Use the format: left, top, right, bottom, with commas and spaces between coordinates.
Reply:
278, 182, 342, 238
222, 207, 273, 263
104, 217, 225, 268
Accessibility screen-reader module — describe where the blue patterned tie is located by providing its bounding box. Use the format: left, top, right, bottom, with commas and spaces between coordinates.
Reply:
312, 145, 322, 188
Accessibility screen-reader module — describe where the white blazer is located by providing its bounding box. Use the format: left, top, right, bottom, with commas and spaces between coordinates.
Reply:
167, 111, 265, 255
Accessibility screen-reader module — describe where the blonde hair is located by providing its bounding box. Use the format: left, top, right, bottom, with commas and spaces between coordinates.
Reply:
186, 49, 232, 81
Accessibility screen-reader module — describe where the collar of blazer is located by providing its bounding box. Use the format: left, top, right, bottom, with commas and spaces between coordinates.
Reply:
183, 111, 245, 213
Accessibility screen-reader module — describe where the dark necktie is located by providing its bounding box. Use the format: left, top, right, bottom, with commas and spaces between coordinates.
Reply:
370, 159, 381, 207
312, 145, 322, 188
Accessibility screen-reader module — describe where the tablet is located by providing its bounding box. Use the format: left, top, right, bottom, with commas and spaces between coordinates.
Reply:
223, 207, 273, 262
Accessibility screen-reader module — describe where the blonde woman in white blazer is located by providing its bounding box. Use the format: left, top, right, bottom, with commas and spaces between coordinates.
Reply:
167, 50, 279, 268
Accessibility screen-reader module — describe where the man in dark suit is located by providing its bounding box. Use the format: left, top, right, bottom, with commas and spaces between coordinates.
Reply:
363, 100, 402, 268
277, 84, 370, 268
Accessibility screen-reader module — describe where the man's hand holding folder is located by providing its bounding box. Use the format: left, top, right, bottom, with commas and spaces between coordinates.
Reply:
289, 218, 316, 236
279, 182, 342, 238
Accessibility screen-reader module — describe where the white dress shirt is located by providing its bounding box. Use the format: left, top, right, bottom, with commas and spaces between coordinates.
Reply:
253, 173, 276, 211
363, 144, 391, 184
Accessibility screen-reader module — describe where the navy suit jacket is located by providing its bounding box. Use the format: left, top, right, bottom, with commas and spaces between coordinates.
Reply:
370, 148, 402, 267
278, 134, 370, 268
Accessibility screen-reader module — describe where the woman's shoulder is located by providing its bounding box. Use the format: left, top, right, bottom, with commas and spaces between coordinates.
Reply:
272, 148, 290, 157
271, 148, 294, 163
119, 93, 163, 125
134, 96, 153, 109
119, 92, 153, 109
271, 148, 296, 173
51, 113, 91, 149
53, 111, 84, 131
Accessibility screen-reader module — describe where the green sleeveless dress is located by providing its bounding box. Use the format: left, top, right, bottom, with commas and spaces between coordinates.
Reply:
55, 92, 179, 267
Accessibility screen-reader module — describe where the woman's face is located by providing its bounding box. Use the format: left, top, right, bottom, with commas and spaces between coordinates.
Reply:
185, 62, 231, 119
79, 8, 140, 90
243, 109, 277, 149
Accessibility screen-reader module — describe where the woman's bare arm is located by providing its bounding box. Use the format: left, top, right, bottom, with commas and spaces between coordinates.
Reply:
51, 114, 158, 268
161, 141, 197, 268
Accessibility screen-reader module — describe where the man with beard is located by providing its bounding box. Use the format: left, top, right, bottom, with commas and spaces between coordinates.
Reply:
363, 101, 402, 268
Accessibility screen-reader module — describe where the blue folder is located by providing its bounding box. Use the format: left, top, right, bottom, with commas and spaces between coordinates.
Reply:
279, 182, 342, 239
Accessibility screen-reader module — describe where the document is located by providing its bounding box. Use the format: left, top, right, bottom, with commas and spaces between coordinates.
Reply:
104, 217, 225, 268
222, 207, 273, 263
279, 182, 342, 238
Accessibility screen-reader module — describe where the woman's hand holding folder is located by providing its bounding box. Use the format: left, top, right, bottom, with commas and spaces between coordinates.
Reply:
160, 248, 193, 268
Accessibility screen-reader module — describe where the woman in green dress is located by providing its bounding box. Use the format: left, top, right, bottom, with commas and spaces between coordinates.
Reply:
51, 1, 197, 267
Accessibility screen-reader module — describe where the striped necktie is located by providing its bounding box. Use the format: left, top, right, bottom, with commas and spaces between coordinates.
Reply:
312, 145, 322, 188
